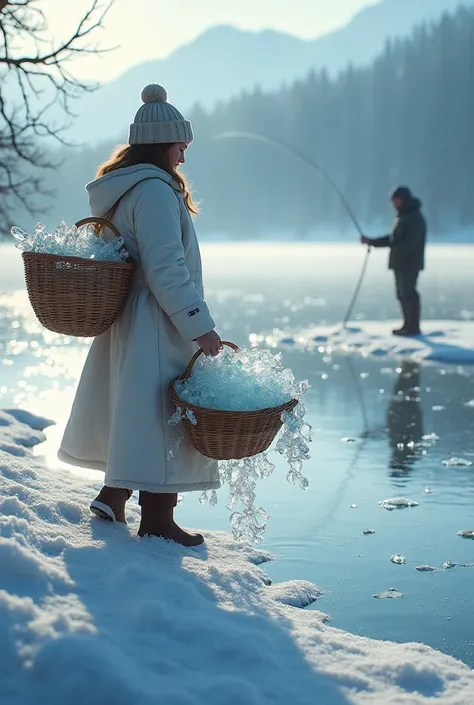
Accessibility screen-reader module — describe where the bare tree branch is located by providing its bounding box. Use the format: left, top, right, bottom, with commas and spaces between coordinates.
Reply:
0, 0, 115, 234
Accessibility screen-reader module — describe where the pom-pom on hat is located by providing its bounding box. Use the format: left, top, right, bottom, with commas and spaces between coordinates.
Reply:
128, 83, 193, 145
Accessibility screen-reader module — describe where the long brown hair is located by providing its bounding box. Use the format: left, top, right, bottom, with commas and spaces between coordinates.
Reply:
96, 143, 199, 215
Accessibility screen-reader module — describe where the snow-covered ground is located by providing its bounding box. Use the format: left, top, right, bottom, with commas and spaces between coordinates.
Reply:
1, 411, 474, 703
271, 321, 474, 365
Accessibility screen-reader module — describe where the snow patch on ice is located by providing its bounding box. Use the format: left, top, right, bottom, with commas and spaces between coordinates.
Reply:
1, 408, 54, 431
1, 411, 474, 704
0, 409, 53, 457
273, 320, 474, 365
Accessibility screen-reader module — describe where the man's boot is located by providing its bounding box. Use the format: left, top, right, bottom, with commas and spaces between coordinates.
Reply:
138, 492, 204, 547
405, 299, 422, 336
395, 301, 422, 337
392, 299, 409, 336
90, 486, 133, 523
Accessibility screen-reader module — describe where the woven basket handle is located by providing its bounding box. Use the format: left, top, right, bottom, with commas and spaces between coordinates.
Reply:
75, 217, 121, 241
181, 341, 239, 380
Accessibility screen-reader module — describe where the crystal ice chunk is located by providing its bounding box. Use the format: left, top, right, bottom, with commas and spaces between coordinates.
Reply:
10, 220, 130, 262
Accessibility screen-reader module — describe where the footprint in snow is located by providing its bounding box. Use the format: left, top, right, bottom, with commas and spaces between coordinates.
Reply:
56, 500, 84, 523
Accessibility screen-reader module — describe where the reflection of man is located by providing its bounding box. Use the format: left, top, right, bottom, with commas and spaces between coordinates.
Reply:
361, 187, 426, 337
387, 361, 423, 475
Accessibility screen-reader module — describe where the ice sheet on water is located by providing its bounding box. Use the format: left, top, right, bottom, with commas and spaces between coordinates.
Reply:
172, 346, 312, 542
390, 554, 406, 565
422, 433, 440, 443
11, 221, 129, 263
458, 530, 474, 539
373, 587, 404, 599
443, 457, 473, 467
414, 559, 474, 571
379, 497, 419, 510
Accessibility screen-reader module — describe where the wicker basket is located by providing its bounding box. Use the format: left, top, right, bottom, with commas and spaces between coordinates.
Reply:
22, 217, 134, 337
169, 342, 298, 460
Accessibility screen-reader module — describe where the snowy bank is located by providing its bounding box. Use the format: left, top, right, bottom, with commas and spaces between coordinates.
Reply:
273, 320, 474, 365
1, 412, 474, 704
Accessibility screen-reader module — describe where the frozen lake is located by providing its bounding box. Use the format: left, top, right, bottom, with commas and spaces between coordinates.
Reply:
1, 241, 473, 666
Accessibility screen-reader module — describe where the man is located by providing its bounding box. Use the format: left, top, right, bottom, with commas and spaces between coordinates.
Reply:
361, 186, 426, 336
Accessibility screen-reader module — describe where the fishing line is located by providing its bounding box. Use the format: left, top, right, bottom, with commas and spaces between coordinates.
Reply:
341, 247, 371, 329
214, 130, 371, 328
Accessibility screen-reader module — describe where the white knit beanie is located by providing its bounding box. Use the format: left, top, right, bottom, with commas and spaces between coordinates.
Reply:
128, 84, 193, 145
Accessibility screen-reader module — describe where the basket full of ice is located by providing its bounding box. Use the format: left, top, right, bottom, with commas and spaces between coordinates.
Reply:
12, 217, 133, 337
169, 342, 299, 460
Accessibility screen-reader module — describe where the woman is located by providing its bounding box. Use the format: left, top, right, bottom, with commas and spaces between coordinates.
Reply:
59, 84, 221, 546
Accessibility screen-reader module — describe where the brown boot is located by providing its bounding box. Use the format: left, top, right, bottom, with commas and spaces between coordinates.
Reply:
138, 492, 204, 547
90, 486, 133, 523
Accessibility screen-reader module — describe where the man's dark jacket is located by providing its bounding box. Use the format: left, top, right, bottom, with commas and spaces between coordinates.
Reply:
370, 198, 427, 271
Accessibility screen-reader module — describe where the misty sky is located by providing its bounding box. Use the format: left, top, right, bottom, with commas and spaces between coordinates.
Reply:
42, 0, 379, 80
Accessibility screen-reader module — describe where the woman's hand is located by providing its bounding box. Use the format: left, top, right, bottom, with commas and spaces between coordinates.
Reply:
196, 330, 222, 356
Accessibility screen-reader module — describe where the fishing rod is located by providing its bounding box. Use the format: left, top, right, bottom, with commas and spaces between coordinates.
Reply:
214, 130, 371, 328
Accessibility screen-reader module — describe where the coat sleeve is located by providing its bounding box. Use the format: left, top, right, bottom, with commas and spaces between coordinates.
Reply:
368, 236, 390, 247
390, 214, 424, 256
133, 180, 215, 341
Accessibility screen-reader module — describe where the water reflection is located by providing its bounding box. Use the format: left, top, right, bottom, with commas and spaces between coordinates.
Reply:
386, 360, 424, 476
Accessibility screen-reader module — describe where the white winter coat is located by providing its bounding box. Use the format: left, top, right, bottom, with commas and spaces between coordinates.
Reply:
59, 165, 220, 494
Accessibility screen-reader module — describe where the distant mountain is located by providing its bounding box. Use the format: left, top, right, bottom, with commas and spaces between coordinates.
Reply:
67, 0, 472, 144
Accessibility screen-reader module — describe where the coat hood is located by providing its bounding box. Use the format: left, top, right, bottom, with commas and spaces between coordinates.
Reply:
86, 164, 180, 217
398, 197, 422, 215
